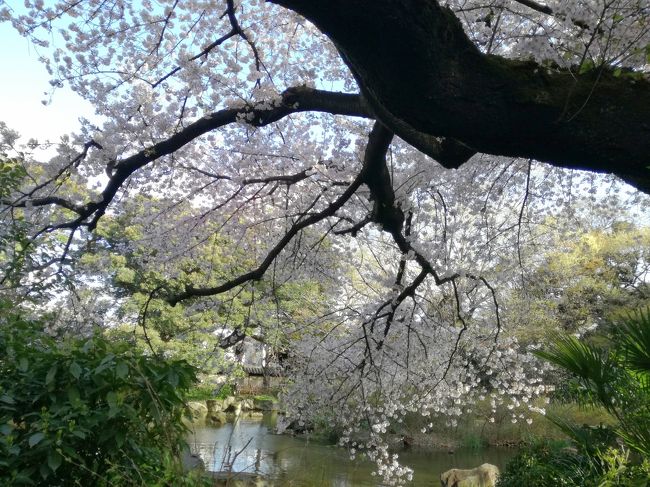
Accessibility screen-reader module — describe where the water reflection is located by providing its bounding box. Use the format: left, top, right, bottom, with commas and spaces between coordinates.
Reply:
186, 415, 518, 486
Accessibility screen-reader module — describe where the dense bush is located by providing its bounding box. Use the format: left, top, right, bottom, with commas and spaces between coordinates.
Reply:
500, 310, 650, 486
0, 301, 206, 486
497, 442, 650, 487
536, 309, 650, 458
186, 382, 234, 401
496, 441, 587, 487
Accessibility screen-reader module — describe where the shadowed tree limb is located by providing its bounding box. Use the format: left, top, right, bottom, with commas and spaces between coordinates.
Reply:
167, 171, 366, 305
168, 120, 411, 304
10, 85, 474, 237
271, 0, 650, 193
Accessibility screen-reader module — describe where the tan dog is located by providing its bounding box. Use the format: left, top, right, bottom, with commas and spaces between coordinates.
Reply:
440, 463, 499, 487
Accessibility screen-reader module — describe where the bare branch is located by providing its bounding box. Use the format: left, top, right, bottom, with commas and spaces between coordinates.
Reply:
8, 87, 371, 236
168, 170, 365, 305
511, 0, 591, 29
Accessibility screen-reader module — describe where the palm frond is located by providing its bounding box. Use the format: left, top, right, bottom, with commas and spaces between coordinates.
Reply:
619, 308, 650, 377
536, 334, 616, 391
617, 415, 650, 458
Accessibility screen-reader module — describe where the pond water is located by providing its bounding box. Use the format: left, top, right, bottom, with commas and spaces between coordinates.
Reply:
186, 414, 519, 486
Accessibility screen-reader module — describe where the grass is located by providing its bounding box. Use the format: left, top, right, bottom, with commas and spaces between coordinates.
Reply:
186, 384, 236, 401
253, 394, 277, 402
396, 399, 615, 449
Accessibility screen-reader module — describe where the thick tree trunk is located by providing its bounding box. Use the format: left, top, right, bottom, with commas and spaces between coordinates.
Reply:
271, 0, 650, 193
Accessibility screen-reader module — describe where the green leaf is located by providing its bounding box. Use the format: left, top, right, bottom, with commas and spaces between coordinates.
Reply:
14, 471, 35, 485
0, 423, 13, 435
115, 429, 126, 447
167, 370, 179, 388
115, 361, 129, 380
67, 386, 81, 405
45, 365, 58, 385
106, 391, 118, 409
39, 463, 50, 480
47, 450, 62, 472
578, 60, 595, 74
28, 432, 45, 447
619, 309, 650, 375
81, 339, 94, 353
18, 357, 28, 372
69, 361, 82, 379
71, 430, 86, 439
0, 394, 15, 405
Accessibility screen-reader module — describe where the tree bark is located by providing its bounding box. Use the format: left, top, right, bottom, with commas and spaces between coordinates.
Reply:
270, 0, 650, 193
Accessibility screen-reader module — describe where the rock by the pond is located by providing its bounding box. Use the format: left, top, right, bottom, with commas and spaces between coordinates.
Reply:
211, 471, 271, 486
223, 396, 237, 409
208, 412, 228, 425
440, 463, 499, 487
253, 397, 277, 411
180, 445, 205, 472
187, 401, 208, 421
241, 398, 255, 411
224, 402, 242, 415
206, 399, 223, 414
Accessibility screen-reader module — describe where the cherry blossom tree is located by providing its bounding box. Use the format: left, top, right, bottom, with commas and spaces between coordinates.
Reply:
1, 0, 649, 483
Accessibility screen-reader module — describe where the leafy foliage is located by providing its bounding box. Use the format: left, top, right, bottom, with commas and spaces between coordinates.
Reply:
497, 441, 650, 487
496, 441, 588, 487
507, 224, 650, 344
501, 310, 650, 486
0, 301, 203, 486
74, 196, 331, 376
536, 309, 650, 458
0, 158, 26, 199
2, 0, 650, 482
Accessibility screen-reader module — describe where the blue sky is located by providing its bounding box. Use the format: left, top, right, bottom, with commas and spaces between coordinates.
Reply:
0, 21, 94, 143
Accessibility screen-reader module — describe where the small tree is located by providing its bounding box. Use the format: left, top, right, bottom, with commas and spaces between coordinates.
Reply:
536, 310, 650, 458
0, 301, 202, 486
506, 310, 650, 486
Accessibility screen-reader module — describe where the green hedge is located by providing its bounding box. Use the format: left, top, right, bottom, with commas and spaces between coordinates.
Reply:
0, 302, 207, 486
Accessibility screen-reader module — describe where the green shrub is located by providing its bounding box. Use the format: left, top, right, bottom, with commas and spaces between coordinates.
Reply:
498, 442, 650, 487
501, 309, 650, 487
536, 309, 650, 457
0, 302, 206, 486
186, 384, 217, 401
497, 441, 588, 487
595, 447, 650, 487
216, 383, 235, 400
186, 382, 236, 401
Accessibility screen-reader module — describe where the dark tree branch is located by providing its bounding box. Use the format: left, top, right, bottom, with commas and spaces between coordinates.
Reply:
511, 0, 591, 29
271, 0, 650, 193
88, 86, 371, 230
7, 139, 102, 209
152, 29, 238, 89
356, 123, 503, 351
167, 170, 365, 305
512, 0, 553, 15
2, 196, 84, 214
180, 165, 313, 186
333, 215, 371, 236
361, 122, 403, 234
6, 82, 482, 243
8, 87, 371, 235
168, 119, 419, 305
